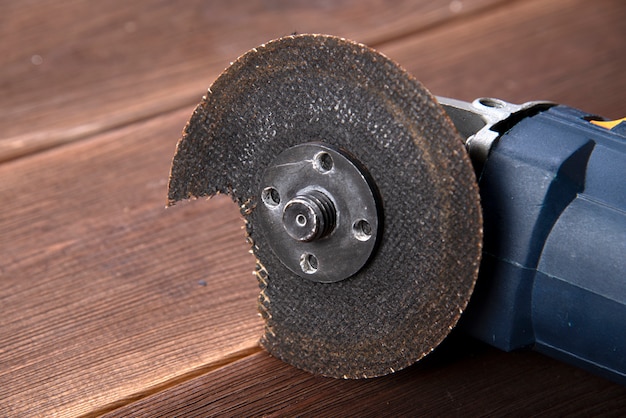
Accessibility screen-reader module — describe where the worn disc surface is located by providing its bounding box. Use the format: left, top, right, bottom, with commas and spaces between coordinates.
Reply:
168, 34, 482, 378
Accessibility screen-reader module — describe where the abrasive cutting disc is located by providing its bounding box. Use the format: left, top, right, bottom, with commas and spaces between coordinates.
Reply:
168, 34, 482, 378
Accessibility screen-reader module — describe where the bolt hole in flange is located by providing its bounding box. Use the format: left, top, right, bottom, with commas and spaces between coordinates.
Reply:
258, 142, 381, 283
262, 187, 281, 207
314, 151, 333, 173
352, 219, 372, 241
300, 253, 319, 274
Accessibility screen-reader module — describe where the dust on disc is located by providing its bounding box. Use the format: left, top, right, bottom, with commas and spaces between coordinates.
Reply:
168, 34, 482, 378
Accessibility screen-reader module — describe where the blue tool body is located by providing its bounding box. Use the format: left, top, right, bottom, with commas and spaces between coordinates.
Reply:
458, 105, 626, 384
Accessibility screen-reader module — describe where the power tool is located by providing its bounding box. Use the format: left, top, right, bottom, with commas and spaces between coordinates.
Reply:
167, 35, 626, 384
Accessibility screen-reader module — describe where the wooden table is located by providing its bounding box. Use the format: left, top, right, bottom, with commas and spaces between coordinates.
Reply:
2, 1, 625, 416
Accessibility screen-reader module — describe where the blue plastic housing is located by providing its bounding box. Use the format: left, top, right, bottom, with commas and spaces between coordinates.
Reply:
460, 105, 626, 385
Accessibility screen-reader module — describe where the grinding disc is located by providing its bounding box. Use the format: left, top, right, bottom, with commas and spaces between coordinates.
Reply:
168, 34, 482, 378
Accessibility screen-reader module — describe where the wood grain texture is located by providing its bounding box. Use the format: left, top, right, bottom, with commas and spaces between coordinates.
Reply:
0, 0, 501, 162
1, 0, 626, 416
0, 110, 263, 417
105, 335, 626, 417
379, 0, 626, 119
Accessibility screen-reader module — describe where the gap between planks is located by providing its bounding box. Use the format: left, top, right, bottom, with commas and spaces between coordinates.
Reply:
82, 346, 264, 418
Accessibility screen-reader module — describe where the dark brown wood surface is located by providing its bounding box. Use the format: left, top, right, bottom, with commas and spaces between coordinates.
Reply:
0, 0, 500, 162
1, 0, 625, 416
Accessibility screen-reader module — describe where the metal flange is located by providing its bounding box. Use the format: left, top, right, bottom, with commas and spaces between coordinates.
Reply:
257, 142, 380, 283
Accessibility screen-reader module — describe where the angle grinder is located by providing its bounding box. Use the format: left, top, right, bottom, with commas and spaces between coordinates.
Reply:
168, 35, 626, 383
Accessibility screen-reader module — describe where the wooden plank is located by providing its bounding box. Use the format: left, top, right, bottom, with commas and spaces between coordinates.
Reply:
379, 0, 626, 119
104, 335, 626, 417
1, 0, 625, 416
95, 0, 624, 413
0, 109, 263, 417
0, 0, 502, 162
